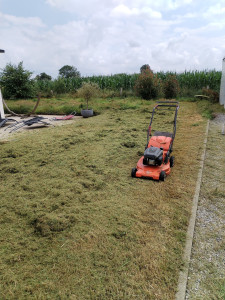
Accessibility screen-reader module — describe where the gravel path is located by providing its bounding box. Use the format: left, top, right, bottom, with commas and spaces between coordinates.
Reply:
186, 114, 225, 299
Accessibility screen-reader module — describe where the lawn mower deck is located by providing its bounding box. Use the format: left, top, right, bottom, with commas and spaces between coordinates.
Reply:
131, 101, 179, 181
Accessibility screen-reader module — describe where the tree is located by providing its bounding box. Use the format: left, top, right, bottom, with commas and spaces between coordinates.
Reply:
163, 75, 180, 99
140, 64, 151, 73
77, 82, 99, 110
59, 65, 80, 79
35, 72, 52, 81
0, 62, 35, 99
134, 68, 160, 100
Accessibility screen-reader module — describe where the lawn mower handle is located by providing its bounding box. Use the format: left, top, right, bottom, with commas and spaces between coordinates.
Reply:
156, 101, 179, 104
146, 101, 179, 148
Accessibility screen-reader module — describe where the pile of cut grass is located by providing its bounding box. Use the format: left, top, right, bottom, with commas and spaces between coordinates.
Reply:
0, 101, 206, 299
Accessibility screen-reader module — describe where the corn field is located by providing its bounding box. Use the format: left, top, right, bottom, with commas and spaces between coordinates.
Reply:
35, 70, 222, 96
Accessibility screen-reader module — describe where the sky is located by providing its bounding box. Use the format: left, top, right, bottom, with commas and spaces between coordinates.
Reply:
0, 0, 225, 78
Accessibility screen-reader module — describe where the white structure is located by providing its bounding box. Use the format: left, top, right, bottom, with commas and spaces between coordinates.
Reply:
219, 57, 225, 108
0, 88, 5, 120
0, 49, 5, 120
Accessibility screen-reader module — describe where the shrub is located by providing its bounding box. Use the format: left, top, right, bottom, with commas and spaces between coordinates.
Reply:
77, 82, 100, 109
0, 62, 35, 99
163, 75, 180, 99
35, 78, 54, 98
53, 78, 67, 95
140, 64, 151, 73
202, 87, 219, 103
134, 69, 160, 100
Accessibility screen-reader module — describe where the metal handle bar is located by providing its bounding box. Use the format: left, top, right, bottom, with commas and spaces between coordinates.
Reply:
155, 104, 179, 108
156, 101, 179, 104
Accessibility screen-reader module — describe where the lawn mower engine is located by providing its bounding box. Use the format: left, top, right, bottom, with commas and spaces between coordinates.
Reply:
143, 146, 163, 166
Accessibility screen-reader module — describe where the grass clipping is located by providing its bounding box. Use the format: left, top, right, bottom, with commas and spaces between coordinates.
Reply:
0, 100, 206, 299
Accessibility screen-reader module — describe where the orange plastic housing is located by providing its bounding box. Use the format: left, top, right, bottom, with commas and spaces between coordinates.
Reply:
148, 136, 172, 151
135, 157, 171, 180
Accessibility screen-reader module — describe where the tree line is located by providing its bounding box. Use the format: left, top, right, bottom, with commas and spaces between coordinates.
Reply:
0, 62, 221, 101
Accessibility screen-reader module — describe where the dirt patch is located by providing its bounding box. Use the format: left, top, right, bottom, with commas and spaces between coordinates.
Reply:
0, 114, 82, 141
186, 114, 225, 299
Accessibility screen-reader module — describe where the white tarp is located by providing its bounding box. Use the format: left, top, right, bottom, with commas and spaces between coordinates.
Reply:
0, 88, 5, 119
219, 57, 225, 107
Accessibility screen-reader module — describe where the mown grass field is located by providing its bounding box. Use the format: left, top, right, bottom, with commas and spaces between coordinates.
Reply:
0, 99, 208, 299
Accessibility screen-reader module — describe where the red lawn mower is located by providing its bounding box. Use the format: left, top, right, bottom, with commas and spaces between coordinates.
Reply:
131, 101, 179, 181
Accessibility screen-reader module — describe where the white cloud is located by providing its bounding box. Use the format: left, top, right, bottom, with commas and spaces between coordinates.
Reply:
111, 4, 139, 16
45, 0, 114, 15
0, 12, 45, 28
1, 1, 225, 77
204, 2, 225, 17
45, 0, 193, 14
142, 7, 162, 18
110, 4, 161, 18
116, 0, 193, 11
